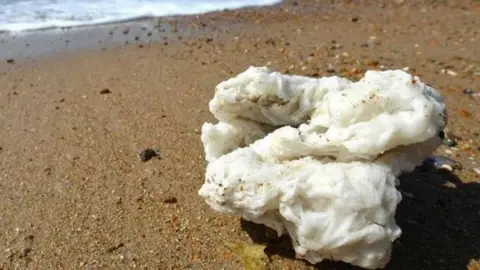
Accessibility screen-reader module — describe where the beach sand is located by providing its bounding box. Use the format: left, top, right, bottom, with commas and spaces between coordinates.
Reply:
0, 0, 479, 269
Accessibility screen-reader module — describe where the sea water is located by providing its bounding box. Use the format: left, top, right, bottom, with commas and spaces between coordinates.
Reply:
0, 0, 281, 32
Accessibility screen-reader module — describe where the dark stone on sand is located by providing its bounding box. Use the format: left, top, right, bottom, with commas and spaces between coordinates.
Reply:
163, 197, 178, 204
463, 88, 473, 96
6, 59, 14, 64
351, 17, 359, 22
443, 138, 457, 147
100, 88, 111, 94
106, 243, 124, 253
123, 28, 130, 34
134, 36, 140, 41
265, 38, 276, 46
147, 32, 152, 37
139, 148, 159, 162
206, 38, 213, 43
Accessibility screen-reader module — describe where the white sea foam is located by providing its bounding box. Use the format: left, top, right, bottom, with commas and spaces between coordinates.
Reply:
0, 0, 281, 32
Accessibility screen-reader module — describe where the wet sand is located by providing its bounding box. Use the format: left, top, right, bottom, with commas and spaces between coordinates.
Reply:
0, 0, 479, 269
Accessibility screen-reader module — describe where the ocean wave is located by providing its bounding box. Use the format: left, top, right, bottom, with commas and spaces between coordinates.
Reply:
0, 0, 282, 32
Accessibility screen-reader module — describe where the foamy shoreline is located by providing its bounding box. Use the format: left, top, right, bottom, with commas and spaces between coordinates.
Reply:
0, 2, 283, 61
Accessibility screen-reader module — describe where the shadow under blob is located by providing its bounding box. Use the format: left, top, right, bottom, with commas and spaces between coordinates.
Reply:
241, 164, 480, 270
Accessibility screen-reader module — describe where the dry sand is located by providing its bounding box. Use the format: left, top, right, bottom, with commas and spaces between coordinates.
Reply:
0, 0, 479, 269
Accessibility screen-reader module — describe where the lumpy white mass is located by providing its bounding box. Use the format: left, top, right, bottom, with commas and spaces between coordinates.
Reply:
198, 67, 446, 269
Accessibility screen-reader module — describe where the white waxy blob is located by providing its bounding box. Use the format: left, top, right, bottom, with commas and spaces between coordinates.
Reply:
199, 67, 446, 269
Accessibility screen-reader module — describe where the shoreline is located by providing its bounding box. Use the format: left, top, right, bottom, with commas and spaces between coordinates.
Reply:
0, 1, 288, 62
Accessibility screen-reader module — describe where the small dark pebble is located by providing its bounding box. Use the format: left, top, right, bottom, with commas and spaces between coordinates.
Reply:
106, 243, 124, 253
477, 147, 480, 152
139, 148, 159, 162
138, 44, 144, 48
163, 196, 178, 204
205, 38, 213, 43
147, 32, 152, 37
443, 138, 457, 147
134, 36, 140, 41
360, 43, 369, 48
55, 106, 60, 110
463, 88, 473, 96
351, 17, 359, 22
6, 59, 14, 64
122, 28, 129, 34
60, 98, 65, 102
100, 88, 111, 94
265, 38, 276, 46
